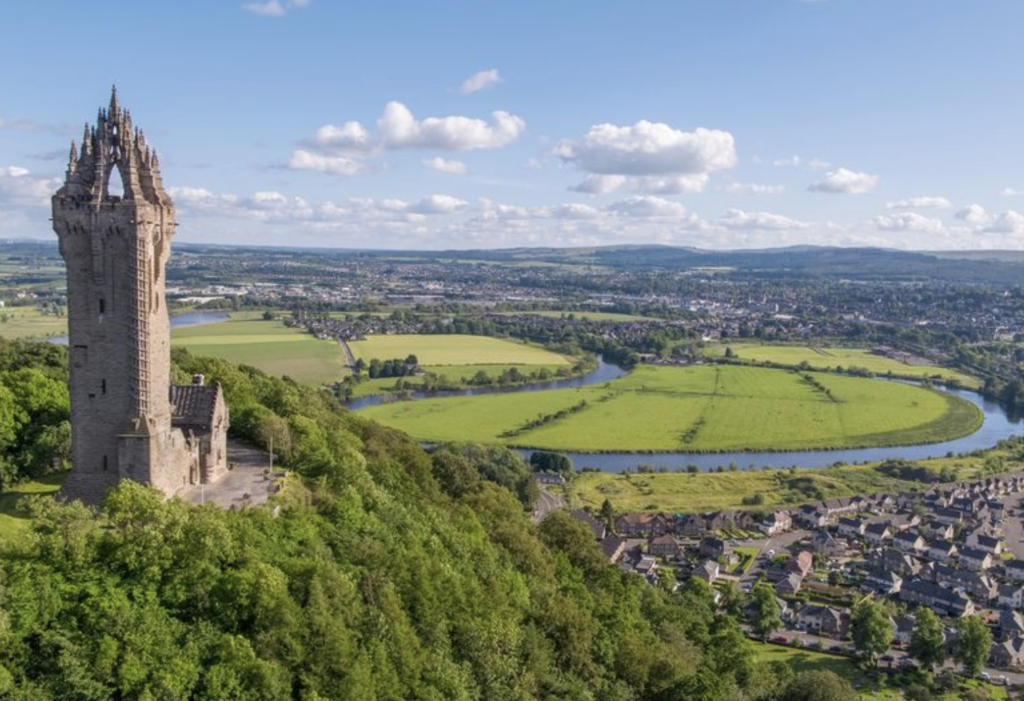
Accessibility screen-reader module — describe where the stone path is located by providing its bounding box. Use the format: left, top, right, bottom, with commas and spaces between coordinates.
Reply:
179, 440, 285, 508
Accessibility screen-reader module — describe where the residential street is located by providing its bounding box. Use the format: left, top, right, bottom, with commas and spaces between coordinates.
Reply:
532, 486, 565, 523
1002, 492, 1024, 561
740, 529, 809, 586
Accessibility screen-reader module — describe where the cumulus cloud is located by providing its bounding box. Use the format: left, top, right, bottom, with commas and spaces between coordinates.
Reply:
984, 211, 1024, 235
555, 120, 736, 177
243, 0, 308, 16
772, 155, 802, 168
808, 167, 879, 195
423, 157, 468, 175
955, 204, 990, 225
873, 212, 946, 235
1001, 187, 1024, 198
460, 69, 502, 95
726, 182, 785, 196
606, 196, 688, 218
305, 121, 376, 155
720, 208, 808, 231
0, 165, 61, 206
408, 194, 468, 214
568, 174, 625, 195
885, 196, 951, 210
378, 101, 524, 151
630, 175, 709, 195
288, 150, 365, 176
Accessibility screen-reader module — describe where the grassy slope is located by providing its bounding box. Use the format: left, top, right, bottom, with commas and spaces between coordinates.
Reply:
0, 475, 63, 541
359, 365, 982, 453
711, 343, 979, 389
172, 319, 345, 385
752, 643, 1007, 701
0, 307, 67, 339
348, 333, 574, 366
568, 451, 1018, 513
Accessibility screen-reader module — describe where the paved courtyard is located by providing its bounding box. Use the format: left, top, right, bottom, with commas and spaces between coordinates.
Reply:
179, 440, 285, 508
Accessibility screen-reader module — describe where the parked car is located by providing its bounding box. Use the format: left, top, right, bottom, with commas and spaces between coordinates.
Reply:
771, 636, 788, 644
828, 645, 843, 654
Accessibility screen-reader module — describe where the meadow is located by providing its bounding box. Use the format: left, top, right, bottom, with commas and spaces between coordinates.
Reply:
359, 364, 983, 453
710, 343, 979, 388
348, 333, 575, 367
172, 319, 346, 385
0, 307, 67, 339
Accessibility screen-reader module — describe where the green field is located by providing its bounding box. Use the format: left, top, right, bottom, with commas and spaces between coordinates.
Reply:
349, 334, 574, 367
712, 344, 979, 389
348, 362, 571, 398
172, 319, 346, 385
0, 474, 63, 541
0, 307, 67, 339
359, 364, 982, 453
752, 642, 1006, 701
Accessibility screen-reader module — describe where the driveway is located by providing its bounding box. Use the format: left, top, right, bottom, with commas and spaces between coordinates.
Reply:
532, 486, 565, 523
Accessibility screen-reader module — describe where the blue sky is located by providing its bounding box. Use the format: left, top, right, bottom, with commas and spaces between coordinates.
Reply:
2, 0, 1024, 250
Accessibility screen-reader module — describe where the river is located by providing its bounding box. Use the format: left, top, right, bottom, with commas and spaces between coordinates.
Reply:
348, 357, 1022, 472
48, 310, 231, 345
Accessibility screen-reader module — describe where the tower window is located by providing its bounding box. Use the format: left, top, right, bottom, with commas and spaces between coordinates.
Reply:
99, 298, 105, 314
103, 455, 108, 471
101, 379, 106, 395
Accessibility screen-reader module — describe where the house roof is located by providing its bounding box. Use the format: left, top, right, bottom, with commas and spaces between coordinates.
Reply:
170, 383, 221, 429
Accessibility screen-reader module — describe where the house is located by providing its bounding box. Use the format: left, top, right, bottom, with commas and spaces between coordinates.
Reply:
999, 611, 1024, 642
900, 579, 975, 617
1006, 559, 1024, 582
677, 514, 706, 537
959, 547, 994, 571
871, 548, 922, 576
935, 565, 996, 601
786, 551, 814, 578
698, 536, 732, 560
924, 521, 955, 541
776, 573, 803, 596
838, 517, 867, 539
760, 511, 792, 536
600, 535, 626, 562
693, 559, 719, 584
634, 555, 658, 576
615, 513, 669, 537
932, 507, 964, 525
796, 505, 829, 529
864, 522, 892, 545
812, 530, 846, 557
970, 534, 1003, 556
863, 568, 903, 596
649, 534, 682, 558
796, 605, 849, 639
569, 511, 607, 540
990, 635, 1024, 670
927, 540, 959, 563
894, 531, 926, 554
893, 615, 916, 646
999, 584, 1024, 610
533, 472, 566, 485
884, 513, 922, 532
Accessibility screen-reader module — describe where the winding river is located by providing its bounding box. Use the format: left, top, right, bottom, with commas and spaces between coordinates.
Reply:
348, 357, 1023, 472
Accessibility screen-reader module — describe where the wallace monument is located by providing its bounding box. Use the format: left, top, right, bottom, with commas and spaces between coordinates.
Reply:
52, 88, 229, 504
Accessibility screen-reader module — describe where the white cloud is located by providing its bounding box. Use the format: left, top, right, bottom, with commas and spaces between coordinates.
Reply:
726, 182, 785, 196
1000, 187, 1024, 198
720, 208, 808, 231
460, 69, 502, 95
984, 211, 1024, 235
873, 212, 946, 235
955, 204, 990, 225
808, 167, 879, 195
423, 157, 468, 175
885, 196, 951, 210
630, 175, 709, 195
288, 150, 365, 176
569, 174, 625, 194
243, 0, 309, 16
607, 196, 688, 218
408, 194, 468, 214
0, 165, 61, 206
773, 155, 802, 168
378, 101, 524, 151
306, 121, 376, 154
807, 159, 831, 171
555, 120, 737, 177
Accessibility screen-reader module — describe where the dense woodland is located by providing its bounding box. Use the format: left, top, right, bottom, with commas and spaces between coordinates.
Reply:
0, 340, 865, 700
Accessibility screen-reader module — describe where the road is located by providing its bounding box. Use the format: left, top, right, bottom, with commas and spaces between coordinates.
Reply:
740, 529, 810, 586
1001, 492, 1024, 561
339, 339, 356, 368
532, 486, 565, 523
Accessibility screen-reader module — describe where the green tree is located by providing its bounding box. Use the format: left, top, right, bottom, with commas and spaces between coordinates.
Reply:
851, 600, 893, 666
953, 616, 993, 678
779, 671, 859, 701
908, 608, 946, 671
598, 498, 615, 527
748, 581, 782, 641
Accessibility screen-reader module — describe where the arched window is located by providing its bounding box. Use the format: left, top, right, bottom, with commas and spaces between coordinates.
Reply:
107, 165, 124, 199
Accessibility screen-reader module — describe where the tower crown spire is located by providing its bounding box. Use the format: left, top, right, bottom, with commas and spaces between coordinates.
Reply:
109, 84, 120, 117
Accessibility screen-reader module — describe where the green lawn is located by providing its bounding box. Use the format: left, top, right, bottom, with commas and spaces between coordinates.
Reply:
172, 319, 346, 385
752, 642, 1007, 700
569, 451, 1018, 513
359, 364, 982, 453
0, 307, 67, 339
0, 474, 63, 541
348, 334, 574, 367
710, 344, 979, 389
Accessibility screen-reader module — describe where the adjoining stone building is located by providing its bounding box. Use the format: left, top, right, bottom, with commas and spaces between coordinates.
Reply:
52, 87, 228, 503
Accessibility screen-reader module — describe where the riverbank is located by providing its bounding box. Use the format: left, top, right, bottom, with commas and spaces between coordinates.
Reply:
566, 438, 1024, 513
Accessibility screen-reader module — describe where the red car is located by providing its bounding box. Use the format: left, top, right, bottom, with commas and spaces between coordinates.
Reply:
771, 636, 788, 644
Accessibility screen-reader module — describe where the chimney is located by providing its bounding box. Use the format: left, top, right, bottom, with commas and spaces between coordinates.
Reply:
192, 374, 205, 386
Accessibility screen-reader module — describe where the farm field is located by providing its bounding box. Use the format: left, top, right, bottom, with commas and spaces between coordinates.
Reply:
568, 447, 1020, 513
172, 319, 346, 385
751, 642, 1007, 701
347, 362, 571, 399
348, 334, 575, 367
710, 343, 979, 388
359, 364, 982, 453
0, 307, 67, 339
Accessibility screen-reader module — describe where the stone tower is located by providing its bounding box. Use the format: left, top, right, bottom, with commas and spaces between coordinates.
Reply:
52, 87, 201, 503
